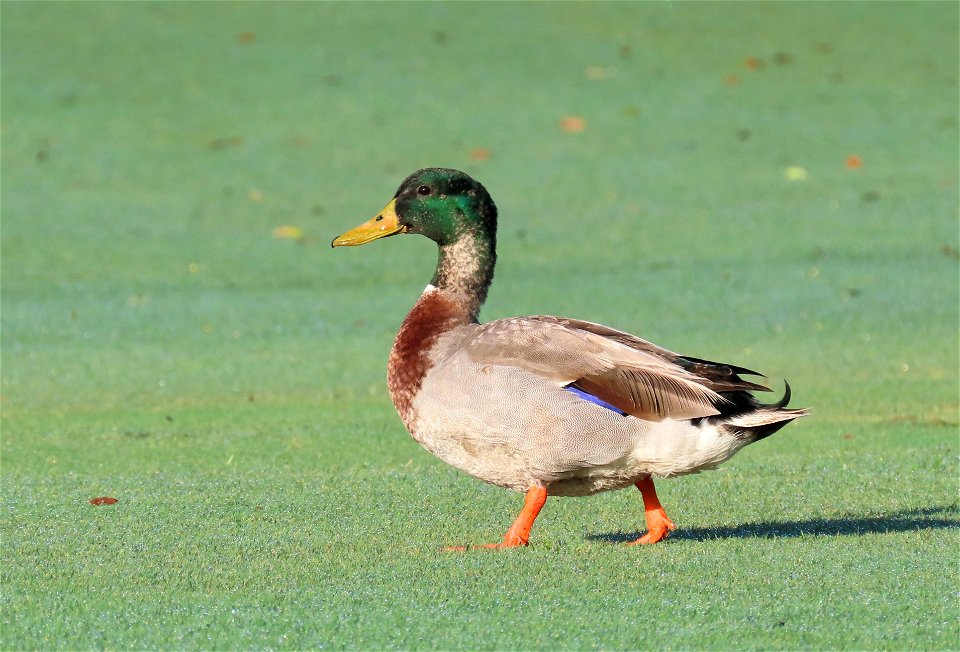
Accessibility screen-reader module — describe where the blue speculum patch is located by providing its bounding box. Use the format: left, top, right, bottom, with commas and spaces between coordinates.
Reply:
563, 385, 628, 416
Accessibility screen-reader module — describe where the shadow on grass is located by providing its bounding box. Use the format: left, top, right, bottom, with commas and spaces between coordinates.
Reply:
587, 505, 960, 544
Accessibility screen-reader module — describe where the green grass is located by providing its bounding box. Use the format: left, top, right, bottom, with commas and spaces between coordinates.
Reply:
2, 2, 958, 649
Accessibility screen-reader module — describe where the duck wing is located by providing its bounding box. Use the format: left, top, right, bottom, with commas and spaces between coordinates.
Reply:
540, 317, 773, 394
461, 316, 764, 422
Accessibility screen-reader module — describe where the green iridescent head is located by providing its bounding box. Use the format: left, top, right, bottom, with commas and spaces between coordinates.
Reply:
331, 168, 497, 248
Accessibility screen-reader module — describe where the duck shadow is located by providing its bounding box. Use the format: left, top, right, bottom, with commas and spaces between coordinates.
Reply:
586, 505, 960, 544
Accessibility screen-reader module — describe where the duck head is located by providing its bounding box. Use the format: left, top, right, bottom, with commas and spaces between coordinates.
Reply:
331, 168, 497, 248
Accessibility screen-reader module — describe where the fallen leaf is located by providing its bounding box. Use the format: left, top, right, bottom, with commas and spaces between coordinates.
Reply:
784, 166, 808, 181
560, 116, 586, 133
90, 497, 118, 506
272, 225, 303, 239
469, 148, 491, 161
724, 74, 741, 86
744, 57, 765, 70
236, 32, 255, 44
845, 154, 863, 169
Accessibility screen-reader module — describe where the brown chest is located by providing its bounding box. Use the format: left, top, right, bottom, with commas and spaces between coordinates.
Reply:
387, 290, 468, 426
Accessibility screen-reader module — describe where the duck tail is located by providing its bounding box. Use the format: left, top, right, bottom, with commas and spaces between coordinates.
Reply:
722, 381, 810, 441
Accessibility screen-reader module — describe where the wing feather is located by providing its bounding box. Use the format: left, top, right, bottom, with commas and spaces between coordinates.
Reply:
461, 316, 729, 421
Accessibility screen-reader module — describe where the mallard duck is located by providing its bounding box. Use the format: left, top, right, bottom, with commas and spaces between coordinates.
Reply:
332, 168, 808, 548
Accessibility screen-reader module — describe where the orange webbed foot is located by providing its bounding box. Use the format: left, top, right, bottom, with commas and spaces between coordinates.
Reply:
628, 476, 677, 545
627, 508, 676, 545
441, 485, 547, 551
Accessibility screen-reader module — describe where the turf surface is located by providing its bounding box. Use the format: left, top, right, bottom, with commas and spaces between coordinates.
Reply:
2, 2, 958, 649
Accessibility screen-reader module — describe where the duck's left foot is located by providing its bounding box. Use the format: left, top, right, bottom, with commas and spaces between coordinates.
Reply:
627, 476, 677, 545
442, 485, 547, 551
627, 509, 676, 545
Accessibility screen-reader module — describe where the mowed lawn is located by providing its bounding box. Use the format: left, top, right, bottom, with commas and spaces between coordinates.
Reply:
2, 2, 957, 650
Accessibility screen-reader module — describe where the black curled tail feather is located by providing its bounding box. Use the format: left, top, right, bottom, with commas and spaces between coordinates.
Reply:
763, 380, 793, 409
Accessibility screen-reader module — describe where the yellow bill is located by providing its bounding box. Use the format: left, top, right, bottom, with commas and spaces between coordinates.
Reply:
331, 199, 406, 247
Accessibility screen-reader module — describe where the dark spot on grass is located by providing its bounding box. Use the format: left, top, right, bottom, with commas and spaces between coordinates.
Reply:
618, 45, 632, 58
774, 621, 786, 628
207, 136, 243, 151
846, 288, 862, 298
937, 116, 958, 129
432, 31, 447, 44
236, 31, 255, 44
312, 205, 326, 216
90, 496, 118, 506
736, 128, 752, 141
647, 259, 676, 271
829, 71, 845, 83
842, 433, 854, 440
124, 431, 152, 439
165, 415, 174, 422
816, 42, 833, 55
773, 52, 794, 65
36, 151, 49, 163
861, 191, 881, 203
940, 244, 959, 260
322, 74, 343, 87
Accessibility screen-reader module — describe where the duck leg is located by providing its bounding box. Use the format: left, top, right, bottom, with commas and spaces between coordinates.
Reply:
628, 475, 676, 545
445, 485, 548, 551
487, 485, 548, 548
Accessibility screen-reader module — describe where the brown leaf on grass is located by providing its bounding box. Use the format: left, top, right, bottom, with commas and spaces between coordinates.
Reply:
90, 497, 118, 506
236, 32, 255, 44
469, 148, 491, 161
560, 116, 586, 133
845, 155, 863, 170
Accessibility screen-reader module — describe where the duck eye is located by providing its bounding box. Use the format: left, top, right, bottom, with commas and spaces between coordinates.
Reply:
417, 185, 432, 196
